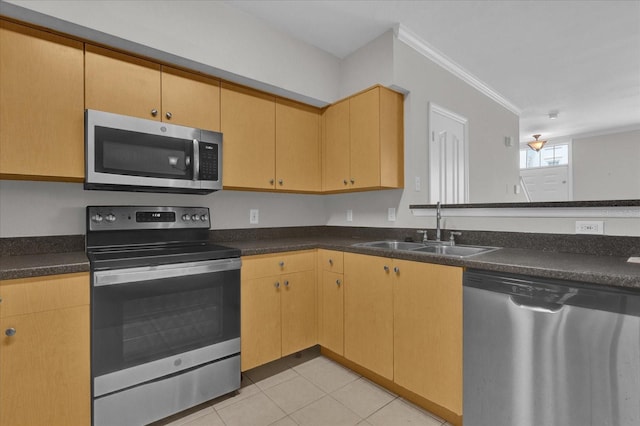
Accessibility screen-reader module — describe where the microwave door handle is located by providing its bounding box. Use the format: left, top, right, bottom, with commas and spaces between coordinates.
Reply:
192, 139, 200, 180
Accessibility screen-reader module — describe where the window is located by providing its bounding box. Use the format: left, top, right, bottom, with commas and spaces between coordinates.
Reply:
520, 143, 569, 169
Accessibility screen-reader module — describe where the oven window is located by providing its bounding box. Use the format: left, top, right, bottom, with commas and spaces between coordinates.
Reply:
92, 269, 240, 376
95, 126, 194, 180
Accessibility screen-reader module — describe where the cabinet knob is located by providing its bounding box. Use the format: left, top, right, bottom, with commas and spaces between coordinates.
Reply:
383, 265, 390, 272
269, 179, 275, 185
343, 179, 348, 185
151, 109, 158, 117
278, 179, 284, 185
279, 261, 285, 267
274, 281, 280, 289
350, 178, 355, 184
394, 267, 400, 274
284, 280, 290, 287
5, 328, 16, 337
165, 111, 172, 119
328, 259, 333, 265
336, 279, 341, 287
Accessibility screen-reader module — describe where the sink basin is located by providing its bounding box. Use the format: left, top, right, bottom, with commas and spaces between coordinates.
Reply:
353, 240, 500, 258
353, 240, 426, 250
411, 244, 499, 257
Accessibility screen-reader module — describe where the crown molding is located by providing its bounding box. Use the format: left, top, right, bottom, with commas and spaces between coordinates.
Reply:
394, 24, 521, 116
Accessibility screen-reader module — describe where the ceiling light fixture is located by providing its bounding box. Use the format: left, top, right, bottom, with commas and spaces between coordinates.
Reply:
548, 111, 559, 119
527, 134, 547, 152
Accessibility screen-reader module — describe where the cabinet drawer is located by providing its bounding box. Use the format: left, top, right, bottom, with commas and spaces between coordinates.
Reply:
0, 273, 89, 318
318, 250, 344, 273
242, 251, 315, 280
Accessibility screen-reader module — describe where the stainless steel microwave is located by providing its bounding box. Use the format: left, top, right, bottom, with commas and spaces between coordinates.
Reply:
85, 109, 222, 194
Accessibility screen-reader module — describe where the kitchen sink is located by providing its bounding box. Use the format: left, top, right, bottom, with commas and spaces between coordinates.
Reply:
353, 240, 427, 250
411, 244, 499, 257
353, 240, 499, 258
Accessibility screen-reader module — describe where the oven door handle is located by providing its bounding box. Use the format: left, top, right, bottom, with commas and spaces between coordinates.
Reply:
93, 258, 241, 287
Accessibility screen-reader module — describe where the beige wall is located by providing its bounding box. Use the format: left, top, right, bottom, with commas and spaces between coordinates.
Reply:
572, 129, 640, 200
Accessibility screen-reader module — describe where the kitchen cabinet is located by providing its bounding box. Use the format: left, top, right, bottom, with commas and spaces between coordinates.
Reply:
275, 98, 321, 192
0, 273, 90, 426
221, 82, 276, 190
241, 251, 317, 371
343, 253, 394, 379
221, 83, 321, 192
317, 250, 344, 355
0, 20, 84, 182
85, 44, 221, 131
322, 85, 404, 192
393, 259, 463, 416
343, 253, 462, 416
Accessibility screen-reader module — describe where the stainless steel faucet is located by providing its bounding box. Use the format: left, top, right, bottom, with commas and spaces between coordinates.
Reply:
435, 201, 442, 242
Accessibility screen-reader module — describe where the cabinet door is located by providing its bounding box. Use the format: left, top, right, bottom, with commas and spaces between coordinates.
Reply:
281, 270, 317, 356
85, 44, 162, 121
221, 83, 276, 190
349, 87, 381, 189
0, 306, 90, 426
161, 66, 220, 131
319, 270, 344, 355
241, 276, 281, 371
393, 260, 463, 415
0, 21, 84, 181
0, 273, 90, 426
275, 99, 321, 192
322, 99, 351, 191
343, 253, 394, 380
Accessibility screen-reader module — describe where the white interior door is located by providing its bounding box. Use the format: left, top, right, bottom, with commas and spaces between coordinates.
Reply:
429, 103, 468, 204
520, 166, 570, 201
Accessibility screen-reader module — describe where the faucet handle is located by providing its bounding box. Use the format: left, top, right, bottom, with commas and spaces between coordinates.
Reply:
449, 231, 462, 246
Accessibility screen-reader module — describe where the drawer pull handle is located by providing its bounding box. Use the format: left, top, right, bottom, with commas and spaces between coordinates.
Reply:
274, 282, 280, 289
394, 267, 400, 274
336, 279, 341, 287
284, 280, 290, 287
328, 259, 333, 265
5, 328, 16, 337
383, 265, 390, 272
279, 261, 285, 267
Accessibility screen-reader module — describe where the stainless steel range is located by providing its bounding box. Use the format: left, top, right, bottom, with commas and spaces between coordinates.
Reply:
86, 206, 241, 426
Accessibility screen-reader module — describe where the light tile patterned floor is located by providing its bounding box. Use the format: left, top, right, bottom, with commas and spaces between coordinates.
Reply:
153, 348, 453, 426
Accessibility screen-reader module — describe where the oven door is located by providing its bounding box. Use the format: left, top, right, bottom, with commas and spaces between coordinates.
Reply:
91, 258, 240, 397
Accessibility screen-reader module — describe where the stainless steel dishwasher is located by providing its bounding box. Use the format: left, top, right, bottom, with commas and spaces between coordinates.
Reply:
463, 269, 640, 426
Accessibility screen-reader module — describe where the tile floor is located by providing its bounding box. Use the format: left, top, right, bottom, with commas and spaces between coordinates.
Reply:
153, 347, 452, 426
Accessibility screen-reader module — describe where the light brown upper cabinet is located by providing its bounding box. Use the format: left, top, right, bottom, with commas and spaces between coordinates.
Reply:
275, 99, 321, 192
221, 82, 276, 190
85, 45, 220, 131
221, 83, 321, 192
0, 20, 84, 182
323, 85, 404, 192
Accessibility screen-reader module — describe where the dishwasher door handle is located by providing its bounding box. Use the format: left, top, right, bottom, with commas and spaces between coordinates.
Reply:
509, 295, 564, 313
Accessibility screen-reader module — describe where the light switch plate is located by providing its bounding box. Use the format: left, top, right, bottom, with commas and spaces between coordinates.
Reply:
346, 209, 353, 222
249, 209, 259, 224
388, 207, 396, 222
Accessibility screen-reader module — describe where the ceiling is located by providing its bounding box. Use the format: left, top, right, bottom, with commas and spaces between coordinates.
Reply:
225, 0, 640, 143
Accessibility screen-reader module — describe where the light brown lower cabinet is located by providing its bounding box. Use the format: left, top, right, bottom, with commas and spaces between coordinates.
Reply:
241, 251, 317, 371
343, 253, 463, 417
0, 273, 90, 426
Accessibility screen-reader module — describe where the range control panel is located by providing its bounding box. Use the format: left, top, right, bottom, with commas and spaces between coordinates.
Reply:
87, 206, 210, 231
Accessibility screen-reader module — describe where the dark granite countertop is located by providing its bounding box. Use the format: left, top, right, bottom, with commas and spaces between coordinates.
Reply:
0, 251, 90, 280
222, 236, 640, 290
2, 235, 639, 290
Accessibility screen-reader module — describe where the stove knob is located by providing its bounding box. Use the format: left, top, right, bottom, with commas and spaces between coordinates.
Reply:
200, 214, 209, 222
182, 214, 190, 221
105, 214, 116, 223
91, 214, 103, 223
191, 214, 199, 221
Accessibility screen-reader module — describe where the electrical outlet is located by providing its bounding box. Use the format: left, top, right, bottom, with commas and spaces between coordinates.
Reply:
414, 176, 421, 192
388, 207, 396, 222
346, 209, 353, 222
575, 220, 604, 235
249, 209, 259, 224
